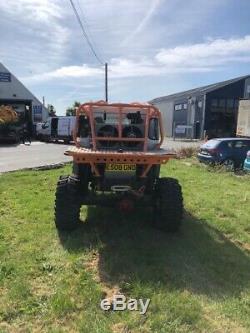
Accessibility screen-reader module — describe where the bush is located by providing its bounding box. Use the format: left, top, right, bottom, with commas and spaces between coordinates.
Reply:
177, 147, 199, 159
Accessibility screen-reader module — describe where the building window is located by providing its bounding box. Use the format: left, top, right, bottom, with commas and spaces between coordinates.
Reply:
174, 104, 182, 111
234, 140, 248, 149
174, 103, 187, 111
227, 99, 234, 108
218, 99, 225, 108
211, 99, 217, 107
216, 99, 225, 113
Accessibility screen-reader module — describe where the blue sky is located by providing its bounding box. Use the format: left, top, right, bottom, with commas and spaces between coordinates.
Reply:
1, 0, 250, 115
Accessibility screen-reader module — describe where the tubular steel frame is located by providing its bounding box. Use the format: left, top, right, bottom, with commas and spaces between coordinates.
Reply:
67, 101, 175, 178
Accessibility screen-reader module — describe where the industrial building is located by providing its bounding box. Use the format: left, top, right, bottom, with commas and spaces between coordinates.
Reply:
150, 75, 250, 139
0, 62, 48, 126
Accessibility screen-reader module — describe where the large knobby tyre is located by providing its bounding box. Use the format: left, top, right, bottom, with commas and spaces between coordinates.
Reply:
153, 177, 183, 232
54, 175, 82, 231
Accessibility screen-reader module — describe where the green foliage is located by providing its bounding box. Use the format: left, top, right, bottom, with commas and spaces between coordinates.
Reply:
66, 101, 81, 116
177, 146, 199, 158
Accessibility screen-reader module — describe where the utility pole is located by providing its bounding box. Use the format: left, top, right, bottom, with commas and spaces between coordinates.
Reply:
105, 62, 108, 102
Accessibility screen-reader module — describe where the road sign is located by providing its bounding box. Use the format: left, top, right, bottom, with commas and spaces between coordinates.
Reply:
0, 72, 11, 82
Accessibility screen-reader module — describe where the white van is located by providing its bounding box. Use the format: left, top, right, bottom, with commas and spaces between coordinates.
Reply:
37, 116, 76, 143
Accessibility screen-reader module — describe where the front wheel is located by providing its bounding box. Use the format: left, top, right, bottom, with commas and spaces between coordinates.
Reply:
54, 175, 82, 231
153, 177, 183, 232
223, 158, 235, 171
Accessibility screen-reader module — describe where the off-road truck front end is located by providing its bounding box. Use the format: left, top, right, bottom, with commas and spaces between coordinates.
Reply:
55, 101, 183, 232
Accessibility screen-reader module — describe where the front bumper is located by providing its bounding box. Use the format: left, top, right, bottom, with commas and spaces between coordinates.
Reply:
197, 153, 217, 164
65, 147, 175, 177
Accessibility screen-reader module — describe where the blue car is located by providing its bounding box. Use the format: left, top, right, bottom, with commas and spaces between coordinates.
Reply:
243, 151, 250, 171
197, 138, 250, 170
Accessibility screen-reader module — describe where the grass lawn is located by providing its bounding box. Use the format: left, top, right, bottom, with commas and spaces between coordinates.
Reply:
0, 159, 249, 332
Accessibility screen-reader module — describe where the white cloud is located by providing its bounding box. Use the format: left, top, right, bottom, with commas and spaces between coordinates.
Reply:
0, 0, 69, 73
0, 0, 231, 77
22, 35, 250, 83
156, 35, 250, 68
21, 58, 166, 83
121, 0, 162, 46
1, 0, 249, 113
22, 64, 103, 83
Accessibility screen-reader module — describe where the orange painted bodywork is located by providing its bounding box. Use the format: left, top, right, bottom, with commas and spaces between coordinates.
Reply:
66, 101, 175, 177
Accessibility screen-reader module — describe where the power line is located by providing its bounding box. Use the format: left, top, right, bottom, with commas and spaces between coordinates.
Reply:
68, 0, 108, 101
75, 0, 90, 27
75, 0, 104, 63
68, 0, 104, 66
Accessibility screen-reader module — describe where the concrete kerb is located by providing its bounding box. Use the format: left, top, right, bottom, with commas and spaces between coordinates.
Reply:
0, 161, 72, 174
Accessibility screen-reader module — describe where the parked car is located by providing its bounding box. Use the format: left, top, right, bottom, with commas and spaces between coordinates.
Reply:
197, 138, 250, 170
243, 151, 250, 172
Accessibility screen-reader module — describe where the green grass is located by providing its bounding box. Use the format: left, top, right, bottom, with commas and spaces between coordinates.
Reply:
0, 160, 249, 332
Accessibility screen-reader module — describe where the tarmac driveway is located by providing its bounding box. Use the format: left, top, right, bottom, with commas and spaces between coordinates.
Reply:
0, 139, 202, 173
0, 142, 71, 173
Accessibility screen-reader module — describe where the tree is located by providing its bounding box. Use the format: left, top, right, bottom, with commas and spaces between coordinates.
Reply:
66, 101, 81, 116
47, 104, 56, 117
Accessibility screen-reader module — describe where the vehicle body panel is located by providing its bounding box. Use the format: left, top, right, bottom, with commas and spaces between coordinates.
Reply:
37, 116, 76, 142
197, 138, 250, 167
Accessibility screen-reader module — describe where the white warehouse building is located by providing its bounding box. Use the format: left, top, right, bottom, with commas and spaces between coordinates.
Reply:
0, 62, 48, 126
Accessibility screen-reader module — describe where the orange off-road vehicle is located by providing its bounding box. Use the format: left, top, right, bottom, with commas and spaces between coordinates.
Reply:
54, 101, 183, 231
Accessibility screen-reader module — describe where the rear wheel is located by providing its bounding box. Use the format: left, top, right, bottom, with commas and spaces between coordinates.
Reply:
153, 177, 183, 232
54, 175, 82, 231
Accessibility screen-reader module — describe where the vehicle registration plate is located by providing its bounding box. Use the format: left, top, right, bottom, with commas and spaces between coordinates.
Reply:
106, 164, 136, 172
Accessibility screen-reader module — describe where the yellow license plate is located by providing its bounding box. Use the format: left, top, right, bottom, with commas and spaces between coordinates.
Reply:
106, 164, 136, 172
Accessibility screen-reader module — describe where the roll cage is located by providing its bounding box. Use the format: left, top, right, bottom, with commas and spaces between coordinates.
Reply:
65, 101, 175, 178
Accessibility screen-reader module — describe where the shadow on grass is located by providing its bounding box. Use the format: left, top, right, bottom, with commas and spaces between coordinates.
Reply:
58, 207, 250, 299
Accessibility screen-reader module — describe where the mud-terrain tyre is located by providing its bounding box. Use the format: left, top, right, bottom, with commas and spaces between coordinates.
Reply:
153, 177, 183, 232
54, 175, 82, 231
